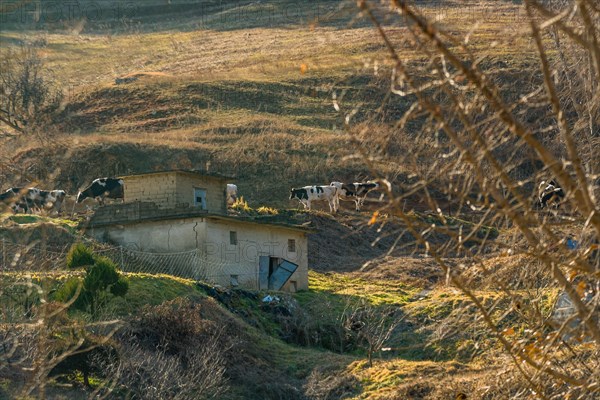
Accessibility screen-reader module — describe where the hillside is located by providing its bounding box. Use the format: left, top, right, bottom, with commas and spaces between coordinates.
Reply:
0, 216, 535, 399
0, 0, 541, 208
1, 0, 599, 399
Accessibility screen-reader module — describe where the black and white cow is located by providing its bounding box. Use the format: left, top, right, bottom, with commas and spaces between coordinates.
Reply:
289, 185, 339, 213
537, 180, 565, 210
77, 178, 124, 205
330, 181, 379, 211
40, 189, 67, 214
1, 187, 42, 213
0, 187, 24, 212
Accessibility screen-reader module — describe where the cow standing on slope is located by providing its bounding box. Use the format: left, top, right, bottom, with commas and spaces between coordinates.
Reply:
34, 189, 67, 214
0, 187, 29, 213
330, 181, 379, 211
537, 179, 565, 210
77, 178, 124, 206
290, 185, 339, 213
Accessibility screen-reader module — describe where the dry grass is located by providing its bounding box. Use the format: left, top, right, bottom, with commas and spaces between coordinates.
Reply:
0, 1, 541, 205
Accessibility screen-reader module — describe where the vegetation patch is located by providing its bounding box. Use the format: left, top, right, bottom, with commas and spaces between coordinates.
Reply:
299, 270, 418, 307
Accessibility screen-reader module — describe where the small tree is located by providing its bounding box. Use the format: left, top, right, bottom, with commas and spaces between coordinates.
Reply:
0, 46, 63, 135
56, 244, 129, 318
66, 243, 95, 269
342, 299, 400, 367
82, 257, 129, 317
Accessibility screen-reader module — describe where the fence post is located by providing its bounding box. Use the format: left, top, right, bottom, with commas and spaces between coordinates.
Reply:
120, 246, 124, 270
2, 239, 5, 269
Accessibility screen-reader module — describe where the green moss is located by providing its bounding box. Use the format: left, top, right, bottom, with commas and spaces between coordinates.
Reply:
8, 215, 42, 224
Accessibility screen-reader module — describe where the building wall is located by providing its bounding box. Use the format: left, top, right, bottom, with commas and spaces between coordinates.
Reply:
124, 172, 227, 214
175, 174, 226, 214
90, 217, 308, 292
124, 172, 178, 209
204, 219, 308, 291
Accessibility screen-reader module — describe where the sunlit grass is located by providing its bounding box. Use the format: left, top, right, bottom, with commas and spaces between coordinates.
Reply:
106, 273, 202, 315
298, 270, 418, 307
7, 214, 79, 228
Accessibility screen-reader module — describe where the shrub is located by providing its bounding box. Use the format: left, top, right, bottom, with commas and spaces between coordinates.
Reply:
110, 277, 130, 297
58, 248, 129, 318
134, 298, 214, 354
83, 257, 128, 318
0, 46, 63, 135
49, 337, 117, 387
231, 196, 251, 212
84, 257, 119, 293
53, 277, 84, 307
96, 298, 232, 399
256, 206, 279, 215
66, 243, 95, 269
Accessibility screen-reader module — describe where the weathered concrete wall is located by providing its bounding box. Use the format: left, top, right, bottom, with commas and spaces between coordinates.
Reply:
175, 174, 226, 214
204, 219, 308, 291
89, 217, 308, 292
90, 217, 204, 253
88, 202, 208, 227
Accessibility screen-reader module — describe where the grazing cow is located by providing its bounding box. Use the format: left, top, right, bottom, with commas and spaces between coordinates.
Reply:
40, 189, 67, 214
0, 187, 23, 212
330, 181, 379, 211
77, 178, 124, 205
537, 180, 565, 210
1, 187, 67, 214
289, 185, 339, 213
2, 187, 41, 213
226, 184, 238, 206
27, 189, 67, 214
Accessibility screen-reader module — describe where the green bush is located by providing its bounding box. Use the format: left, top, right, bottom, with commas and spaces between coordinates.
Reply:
53, 277, 82, 304
58, 249, 129, 318
66, 243, 96, 269
84, 257, 119, 293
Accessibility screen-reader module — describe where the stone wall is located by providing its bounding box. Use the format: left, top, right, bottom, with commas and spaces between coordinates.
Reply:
125, 172, 177, 208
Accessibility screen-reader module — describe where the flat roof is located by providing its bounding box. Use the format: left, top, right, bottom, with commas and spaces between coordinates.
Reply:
85, 204, 314, 233
205, 213, 316, 234
120, 169, 235, 181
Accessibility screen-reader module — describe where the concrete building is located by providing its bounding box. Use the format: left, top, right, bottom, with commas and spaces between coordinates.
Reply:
85, 170, 310, 292
123, 170, 227, 214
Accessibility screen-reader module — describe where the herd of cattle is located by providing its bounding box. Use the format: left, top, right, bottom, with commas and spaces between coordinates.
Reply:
0, 178, 124, 214
289, 181, 379, 213
0, 175, 565, 216
288, 179, 567, 213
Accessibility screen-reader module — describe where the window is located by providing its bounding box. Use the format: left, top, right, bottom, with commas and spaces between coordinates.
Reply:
230, 275, 239, 287
194, 188, 207, 209
288, 239, 296, 253
230, 231, 238, 245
